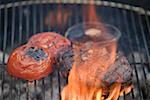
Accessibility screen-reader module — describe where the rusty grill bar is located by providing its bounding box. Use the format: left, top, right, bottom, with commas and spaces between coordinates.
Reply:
0, 0, 150, 100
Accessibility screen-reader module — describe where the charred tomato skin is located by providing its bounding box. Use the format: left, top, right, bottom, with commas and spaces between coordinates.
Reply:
28, 32, 71, 56
7, 32, 72, 81
7, 45, 53, 81
28, 32, 72, 77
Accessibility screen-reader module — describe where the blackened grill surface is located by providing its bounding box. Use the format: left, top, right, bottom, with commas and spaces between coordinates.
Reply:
0, 1, 150, 100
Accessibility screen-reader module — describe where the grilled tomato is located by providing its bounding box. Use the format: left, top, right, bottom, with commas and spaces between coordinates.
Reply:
28, 32, 71, 56
7, 32, 71, 81
7, 45, 53, 81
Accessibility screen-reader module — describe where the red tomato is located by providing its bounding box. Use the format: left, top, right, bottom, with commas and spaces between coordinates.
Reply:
7, 45, 53, 81
28, 32, 71, 56
7, 32, 71, 81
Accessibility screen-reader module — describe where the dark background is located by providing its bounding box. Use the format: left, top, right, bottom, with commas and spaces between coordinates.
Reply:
0, 0, 149, 54
0, 0, 150, 10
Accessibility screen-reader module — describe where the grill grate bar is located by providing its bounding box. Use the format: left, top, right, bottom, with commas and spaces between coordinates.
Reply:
47, 4, 51, 31
122, 10, 136, 99
39, 3, 45, 100
117, 10, 137, 99
52, 71, 60, 100
123, 92, 126, 100
131, 10, 149, 99
19, 5, 23, 45
34, 6, 37, 98
0, 0, 149, 16
50, 75, 53, 100
58, 3, 64, 100
10, 4, 15, 100
124, 11, 143, 99
26, 83, 29, 100
145, 13, 150, 75
41, 79, 45, 100
130, 10, 148, 99
145, 12, 150, 36
18, 3, 23, 100
57, 71, 61, 100
2, 7, 8, 64
24, 4, 30, 100
131, 89, 135, 99
33, 4, 37, 34
33, 3, 38, 100
130, 62, 149, 65
40, 3, 44, 32
55, 9, 62, 100
61, 4, 65, 33
115, 8, 134, 99
138, 15, 150, 72
75, 6, 80, 24
2, 6, 8, 100
25, 4, 30, 41
48, 6, 53, 97
132, 12, 148, 80
0, 8, 2, 100
10, 5, 15, 50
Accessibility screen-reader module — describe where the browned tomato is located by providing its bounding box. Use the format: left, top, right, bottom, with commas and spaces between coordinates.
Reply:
7, 32, 71, 81
28, 32, 71, 56
7, 44, 53, 81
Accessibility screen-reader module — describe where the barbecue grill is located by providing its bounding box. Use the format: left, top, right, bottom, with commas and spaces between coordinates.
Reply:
0, 0, 150, 100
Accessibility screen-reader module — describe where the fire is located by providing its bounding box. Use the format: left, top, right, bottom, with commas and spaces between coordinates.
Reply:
61, 0, 132, 99
61, 42, 133, 100
61, 30, 132, 99
61, 64, 133, 100
45, 4, 71, 29
82, 0, 106, 40
82, 0, 100, 22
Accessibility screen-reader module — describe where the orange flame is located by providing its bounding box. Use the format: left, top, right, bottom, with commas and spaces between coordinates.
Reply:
82, 0, 106, 37
61, 1, 132, 99
45, 4, 71, 29
83, 0, 99, 22
61, 32, 131, 100
61, 64, 133, 100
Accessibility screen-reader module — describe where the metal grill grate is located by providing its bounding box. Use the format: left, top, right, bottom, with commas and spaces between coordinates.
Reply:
0, 0, 150, 100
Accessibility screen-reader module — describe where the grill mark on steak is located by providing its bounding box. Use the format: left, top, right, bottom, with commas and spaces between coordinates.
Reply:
102, 53, 133, 86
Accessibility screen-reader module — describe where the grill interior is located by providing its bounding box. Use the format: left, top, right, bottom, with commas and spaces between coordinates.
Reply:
0, 1, 150, 100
